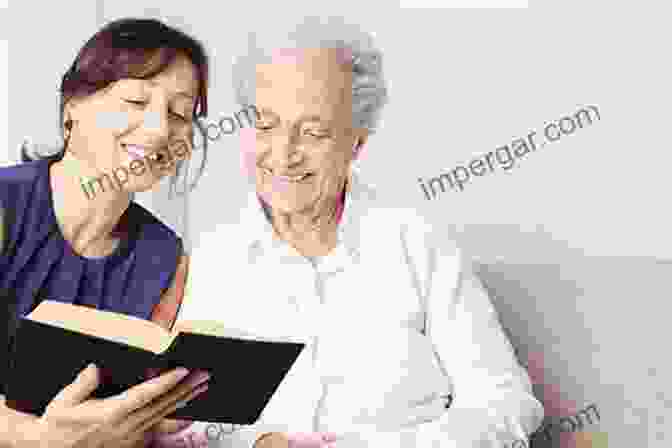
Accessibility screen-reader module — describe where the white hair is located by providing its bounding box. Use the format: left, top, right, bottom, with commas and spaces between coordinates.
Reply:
232, 15, 388, 134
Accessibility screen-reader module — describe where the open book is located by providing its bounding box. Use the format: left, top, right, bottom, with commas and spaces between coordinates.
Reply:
4, 300, 305, 424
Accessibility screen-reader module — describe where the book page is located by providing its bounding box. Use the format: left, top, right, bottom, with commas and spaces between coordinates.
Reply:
175, 320, 293, 343
27, 300, 175, 354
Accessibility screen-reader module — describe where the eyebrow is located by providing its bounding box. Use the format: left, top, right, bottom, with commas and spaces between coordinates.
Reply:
144, 79, 196, 100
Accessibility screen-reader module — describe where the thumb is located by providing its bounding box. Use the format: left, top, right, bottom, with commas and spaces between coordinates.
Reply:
49, 363, 100, 408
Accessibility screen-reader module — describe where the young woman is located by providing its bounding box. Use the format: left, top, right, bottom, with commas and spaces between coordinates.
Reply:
0, 18, 212, 447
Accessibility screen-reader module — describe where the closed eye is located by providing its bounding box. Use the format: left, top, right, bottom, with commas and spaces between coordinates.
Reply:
305, 131, 330, 139
124, 99, 147, 106
170, 111, 189, 121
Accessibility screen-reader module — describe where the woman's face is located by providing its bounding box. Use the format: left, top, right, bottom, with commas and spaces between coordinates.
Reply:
243, 48, 366, 215
65, 53, 199, 193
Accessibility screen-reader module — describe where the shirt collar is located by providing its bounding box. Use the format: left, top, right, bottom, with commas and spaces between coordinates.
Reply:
240, 168, 377, 263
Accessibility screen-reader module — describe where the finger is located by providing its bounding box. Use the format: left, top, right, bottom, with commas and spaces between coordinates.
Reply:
49, 363, 100, 408
123, 371, 209, 433
132, 381, 209, 435
102, 367, 191, 423
113, 384, 205, 446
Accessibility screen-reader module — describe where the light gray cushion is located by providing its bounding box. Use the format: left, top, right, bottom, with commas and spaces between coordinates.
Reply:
475, 257, 672, 447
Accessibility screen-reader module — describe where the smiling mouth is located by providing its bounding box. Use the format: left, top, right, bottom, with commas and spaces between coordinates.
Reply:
262, 167, 315, 182
122, 144, 165, 163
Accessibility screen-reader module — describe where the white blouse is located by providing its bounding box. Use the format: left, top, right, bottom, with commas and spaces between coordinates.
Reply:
177, 170, 544, 447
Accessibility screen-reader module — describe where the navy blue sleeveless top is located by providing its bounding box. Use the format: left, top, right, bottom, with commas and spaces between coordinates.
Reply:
0, 158, 182, 392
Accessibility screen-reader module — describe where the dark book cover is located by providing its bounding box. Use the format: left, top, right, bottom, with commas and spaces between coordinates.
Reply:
4, 317, 304, 424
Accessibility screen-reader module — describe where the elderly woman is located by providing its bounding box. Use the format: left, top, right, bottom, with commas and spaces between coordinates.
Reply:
173, 16, 544, 448
0, 18, 213, 447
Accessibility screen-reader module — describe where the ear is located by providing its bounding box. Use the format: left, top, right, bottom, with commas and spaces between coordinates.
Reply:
63, 103, 76, 128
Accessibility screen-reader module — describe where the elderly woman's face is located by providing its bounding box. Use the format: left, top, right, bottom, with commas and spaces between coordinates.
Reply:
65, 54, 198, 193
245, 48, 363, 215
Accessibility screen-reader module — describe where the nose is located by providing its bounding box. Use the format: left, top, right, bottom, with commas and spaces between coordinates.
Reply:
266, 132, 303, 168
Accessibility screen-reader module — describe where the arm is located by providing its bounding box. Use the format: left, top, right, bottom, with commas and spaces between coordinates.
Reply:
349, 221, 544, 448
410, 222, 544, 447
151, 253, 190, 331
416, 246, 545, 446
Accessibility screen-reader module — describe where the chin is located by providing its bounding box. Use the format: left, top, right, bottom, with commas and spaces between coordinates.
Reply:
261, 192, 316, 215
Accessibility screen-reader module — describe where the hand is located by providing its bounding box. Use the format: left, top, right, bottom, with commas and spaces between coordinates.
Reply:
26, 363, 210, 448
255, 432, 338, 448
254, 432, 289, 448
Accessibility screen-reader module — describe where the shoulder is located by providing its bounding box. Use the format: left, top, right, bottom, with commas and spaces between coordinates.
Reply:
356, 191, 461, 260
0, 159, 45, 182
0, 161, 49, 243
352, 186, 467, 296
0, 160, 47, 202
361, 203, 474, 307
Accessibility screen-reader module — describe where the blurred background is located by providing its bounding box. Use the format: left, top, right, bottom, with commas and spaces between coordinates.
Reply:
2, 1, 670, 446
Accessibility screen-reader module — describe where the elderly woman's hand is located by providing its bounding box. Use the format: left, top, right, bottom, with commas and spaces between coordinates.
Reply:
255, 432, 338, 448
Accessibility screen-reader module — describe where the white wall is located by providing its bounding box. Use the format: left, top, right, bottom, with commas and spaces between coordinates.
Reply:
1, 41, 7, 167
0, 3, 8, 165
97, 0, 671, 263
4, 1, 102, 165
